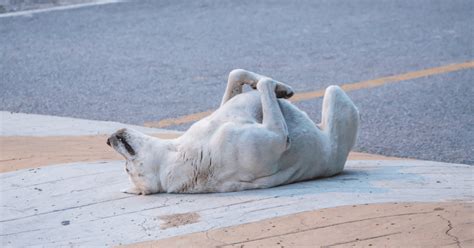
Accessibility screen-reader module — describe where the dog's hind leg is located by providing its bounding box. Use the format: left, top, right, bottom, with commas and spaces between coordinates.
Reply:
256, 78, 294, 151
320, 86, 359, 175
220, 69, 264, 106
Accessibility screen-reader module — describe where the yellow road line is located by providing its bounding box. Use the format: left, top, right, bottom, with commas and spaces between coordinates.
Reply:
144, 61, 474, 128
145, 110, 214, 129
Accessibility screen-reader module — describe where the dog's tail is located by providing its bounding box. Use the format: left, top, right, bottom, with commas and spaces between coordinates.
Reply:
320, 85, 359, 175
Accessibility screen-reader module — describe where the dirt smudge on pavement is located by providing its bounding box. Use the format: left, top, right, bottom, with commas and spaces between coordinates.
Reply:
160, 212, 200, 229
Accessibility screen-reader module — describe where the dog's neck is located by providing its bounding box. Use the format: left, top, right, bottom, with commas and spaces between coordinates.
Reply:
133, 137, 178, 193
156, 138, 215, 193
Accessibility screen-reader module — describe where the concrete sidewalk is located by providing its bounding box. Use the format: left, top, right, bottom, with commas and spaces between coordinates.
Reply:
129, 202, 473, 248
0, 111, 181, 137
0, 112, 472, 247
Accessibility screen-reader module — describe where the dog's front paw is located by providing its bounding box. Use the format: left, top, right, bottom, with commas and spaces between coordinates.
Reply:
257, 78, 294, 99
121, 187, 142, 195
275, 82, 294, 99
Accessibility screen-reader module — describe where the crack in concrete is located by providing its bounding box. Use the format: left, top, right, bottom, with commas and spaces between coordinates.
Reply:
0, 170, 112, 192
0, 195, 134, 223
246, 204, 288, 214
322, 231, 402, 247
137, 218, 149, 235
438, 214, 462, 248
0, 156, 34, 162
0, 228, 43, 237
199, 196, 277, 212
89, 203, 171, 222
205, 226, 227, 247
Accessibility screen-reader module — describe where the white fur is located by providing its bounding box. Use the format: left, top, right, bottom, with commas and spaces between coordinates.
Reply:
108, 69, 359, 194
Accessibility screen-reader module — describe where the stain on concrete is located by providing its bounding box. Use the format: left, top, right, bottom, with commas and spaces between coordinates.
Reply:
160, 212, 200, 229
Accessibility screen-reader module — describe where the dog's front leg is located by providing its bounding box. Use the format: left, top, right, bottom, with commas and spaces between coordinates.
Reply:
256, 78, 294, 150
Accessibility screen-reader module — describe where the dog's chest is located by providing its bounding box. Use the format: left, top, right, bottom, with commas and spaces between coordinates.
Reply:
174, 140, 216, 192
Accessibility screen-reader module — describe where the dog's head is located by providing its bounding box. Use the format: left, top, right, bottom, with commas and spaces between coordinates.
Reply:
107, 128, 167, 194
107, 128, 146, 160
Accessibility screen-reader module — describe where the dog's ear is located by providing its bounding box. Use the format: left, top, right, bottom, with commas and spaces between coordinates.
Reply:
116, 131, 136, 156
108, 129, 139, 160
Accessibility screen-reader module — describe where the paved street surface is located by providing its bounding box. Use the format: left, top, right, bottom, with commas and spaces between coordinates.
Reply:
0, 0, 108, 13
1, 0, 473, 164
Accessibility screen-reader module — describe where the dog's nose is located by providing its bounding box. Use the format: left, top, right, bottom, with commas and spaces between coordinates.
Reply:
106, 137, 112, 146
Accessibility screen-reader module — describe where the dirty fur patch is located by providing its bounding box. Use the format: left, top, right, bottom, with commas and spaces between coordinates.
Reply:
160, 212, 200, 229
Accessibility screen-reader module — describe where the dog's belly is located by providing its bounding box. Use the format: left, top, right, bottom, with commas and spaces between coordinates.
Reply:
183, 91, 320, 146
176, 91, 330, 191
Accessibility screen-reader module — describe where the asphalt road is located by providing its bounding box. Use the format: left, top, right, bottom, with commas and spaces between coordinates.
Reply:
1, 0, 473, 164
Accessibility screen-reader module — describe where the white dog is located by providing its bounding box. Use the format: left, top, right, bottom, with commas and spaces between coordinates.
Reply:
107, 69, 359, 194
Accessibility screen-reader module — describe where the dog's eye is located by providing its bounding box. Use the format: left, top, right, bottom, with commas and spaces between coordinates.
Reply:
120, 138, 136, 156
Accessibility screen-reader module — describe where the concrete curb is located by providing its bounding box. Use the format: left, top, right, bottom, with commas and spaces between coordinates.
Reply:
0, 111, 181, 137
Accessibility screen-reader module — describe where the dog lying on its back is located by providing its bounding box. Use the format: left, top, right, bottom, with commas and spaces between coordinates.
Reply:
107, 69, 359, 194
